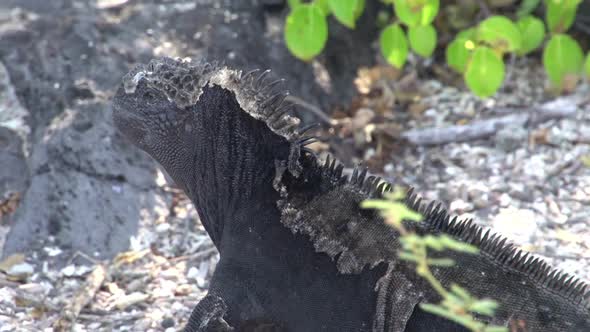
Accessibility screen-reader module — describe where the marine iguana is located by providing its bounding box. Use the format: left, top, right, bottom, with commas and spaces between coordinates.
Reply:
112, 57, 590, 331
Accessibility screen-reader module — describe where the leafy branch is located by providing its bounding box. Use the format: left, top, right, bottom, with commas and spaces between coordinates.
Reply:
361, 188, 507, 332
284, 0, 590, 98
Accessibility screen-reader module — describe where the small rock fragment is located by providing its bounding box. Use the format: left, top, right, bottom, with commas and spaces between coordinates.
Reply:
492, 208, 537, 243
494, 124, 527, 152
161, 317, 175, 329
6, 262, 34, 278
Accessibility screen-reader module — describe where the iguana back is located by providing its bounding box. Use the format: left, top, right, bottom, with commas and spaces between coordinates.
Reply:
112, 57, 590, 331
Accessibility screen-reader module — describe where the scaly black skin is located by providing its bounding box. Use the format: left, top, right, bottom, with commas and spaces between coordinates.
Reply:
112, 58, 590, 331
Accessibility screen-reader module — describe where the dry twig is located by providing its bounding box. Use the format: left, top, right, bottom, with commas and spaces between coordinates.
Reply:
402, 96, 581, 145
285, 95, 336, 126
53, 264, 108, 331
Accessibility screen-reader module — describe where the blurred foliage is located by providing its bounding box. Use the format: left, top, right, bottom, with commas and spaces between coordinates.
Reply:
362, 189, 507, 332
284, 0, 590, 98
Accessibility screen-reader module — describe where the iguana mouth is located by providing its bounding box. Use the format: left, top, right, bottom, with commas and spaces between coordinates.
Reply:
112, 101, 148, 145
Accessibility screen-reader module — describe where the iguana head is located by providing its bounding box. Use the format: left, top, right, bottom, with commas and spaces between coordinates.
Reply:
112, 58, 209, 183
111, 57, 303, 246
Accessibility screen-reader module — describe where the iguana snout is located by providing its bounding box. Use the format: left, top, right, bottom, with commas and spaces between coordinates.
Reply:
112, 65, 196, 188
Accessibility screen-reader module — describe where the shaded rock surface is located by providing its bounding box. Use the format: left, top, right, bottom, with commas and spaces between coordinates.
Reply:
0, 127, 27, 199
2, 104, 167, 259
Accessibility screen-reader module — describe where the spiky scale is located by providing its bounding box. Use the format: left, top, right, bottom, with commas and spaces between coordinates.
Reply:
299, 123, 320, 136
301, 147, 317, 158
358, 168, 368, 186
363, 176, 375, 193
351, 168, 359, 184
298, 136, 319, 147
334, 164, 344, 178
262, 91, 288, 109
254, 69, 272, 89
324, 155, 331, 168
376, 182, 387, 195
329, 158, 337, 173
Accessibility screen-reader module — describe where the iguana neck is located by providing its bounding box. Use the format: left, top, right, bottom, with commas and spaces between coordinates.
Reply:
179, 84, 290, 248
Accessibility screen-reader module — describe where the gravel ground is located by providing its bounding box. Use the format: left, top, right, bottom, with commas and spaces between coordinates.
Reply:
384, 60, 590, 282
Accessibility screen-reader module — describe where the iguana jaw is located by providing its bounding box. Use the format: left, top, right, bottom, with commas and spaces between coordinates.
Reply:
112, 58, 300, 248
112, 91, 148, 148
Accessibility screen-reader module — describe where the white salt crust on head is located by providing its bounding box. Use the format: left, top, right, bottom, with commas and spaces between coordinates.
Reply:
122, 58, 301, 142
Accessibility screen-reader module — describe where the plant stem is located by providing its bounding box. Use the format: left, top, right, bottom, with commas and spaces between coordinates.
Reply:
476, 0, 491, 18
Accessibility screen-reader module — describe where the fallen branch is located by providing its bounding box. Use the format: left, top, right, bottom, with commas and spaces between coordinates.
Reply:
285, 95, 336, 126
12, 288, 59, 312
402, 96, 582, 145
108, 291, 149, 311
53, 264, 107, 331
169, 245, 218, 263
77, 311, 144, 322
0, 277, 19, 288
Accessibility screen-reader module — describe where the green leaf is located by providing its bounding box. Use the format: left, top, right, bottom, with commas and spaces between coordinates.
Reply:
546, 0, 580, 33
419, 303, 449, 317
438, 235, 479, 253
443, 292, 464, 306
516, 15, 545, 55
456, 28, 476, 41
516, 0, 541, 18
360, 199, 395, 210
393, 0, 439, 27
408, 24, 437, 57
400, 234, 420, 245
464, 46, 505, 98
423, 235, 444, 250
446, 40, 470, 73
542, 34, 584, 88
380, 23, 409, 69
287, 0, 301, 8
446, 28, 476, 73
469, 299, 500, 317
398, 251, 421, 263
384, 187, 406, 201
328, 0, 365, 28
585, 52, 590, 80
393, 202, 423, 222
450, 284, 472, 301
477, 16, 522, 54
315, 0, 331, 15
419, 303, 473, 326
426, 258, 456, 267
484, 327, 509, 332
284, 4, 328, 61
